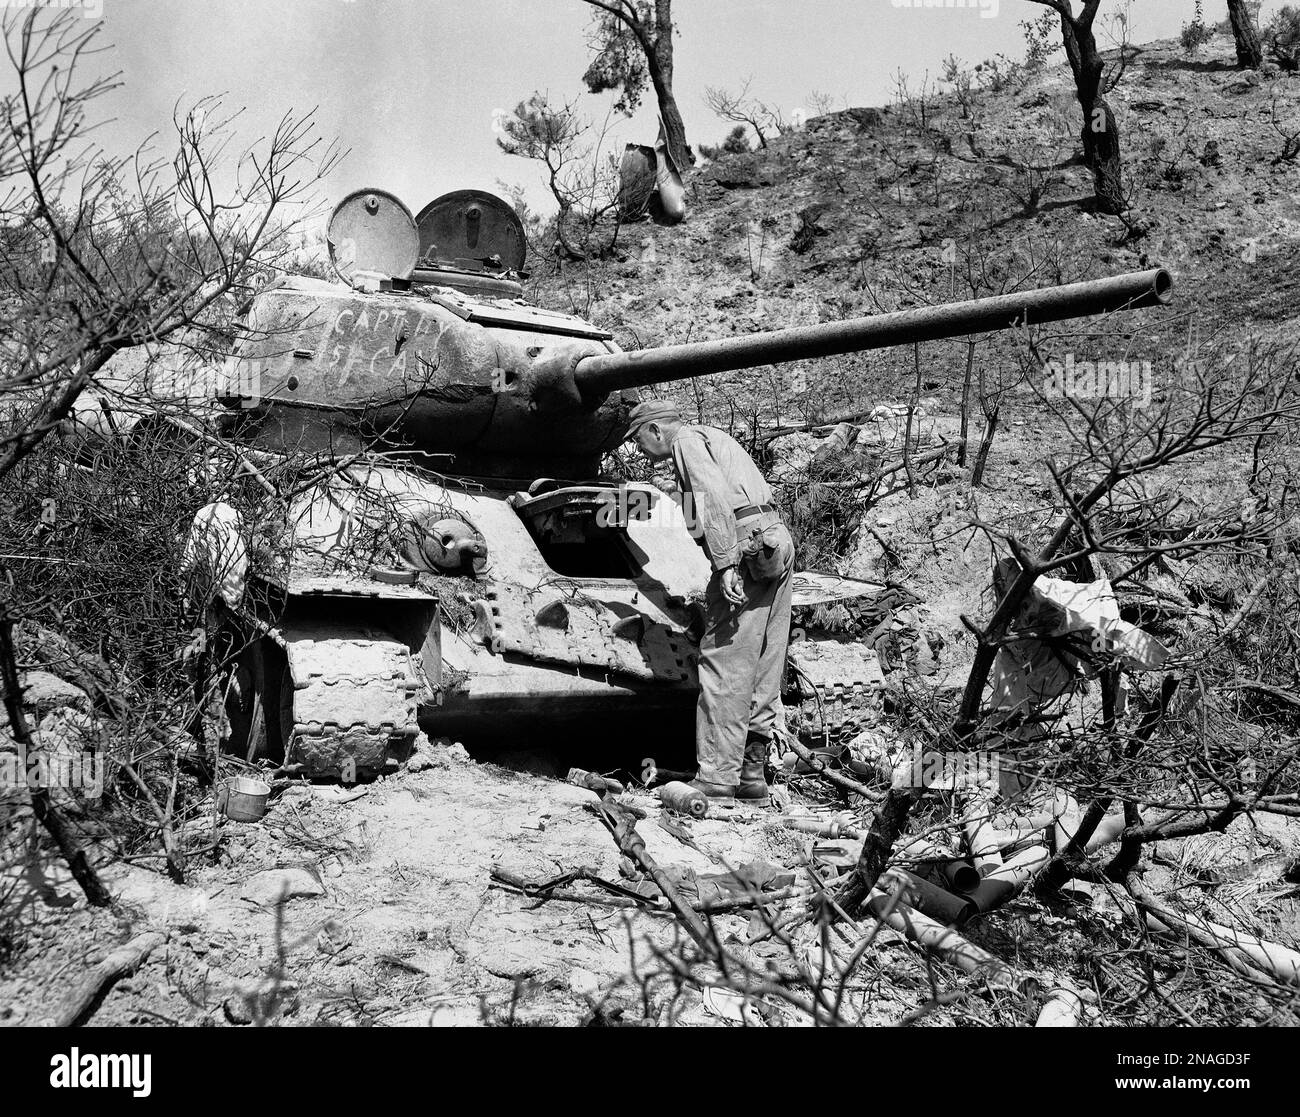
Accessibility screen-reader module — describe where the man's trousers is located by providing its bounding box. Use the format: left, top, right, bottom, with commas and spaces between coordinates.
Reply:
694, 523, 795, 786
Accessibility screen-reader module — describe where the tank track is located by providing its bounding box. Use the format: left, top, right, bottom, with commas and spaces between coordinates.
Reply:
281, 629, 423, 777
788, 639, 886, 745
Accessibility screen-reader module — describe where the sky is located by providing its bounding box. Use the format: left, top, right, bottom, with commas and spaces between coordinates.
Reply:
7, 0, 1265, 234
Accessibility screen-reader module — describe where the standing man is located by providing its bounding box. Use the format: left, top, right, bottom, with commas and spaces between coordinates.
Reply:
627, 400, 795, 804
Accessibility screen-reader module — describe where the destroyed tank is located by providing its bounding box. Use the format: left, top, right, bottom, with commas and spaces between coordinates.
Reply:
182, 188, 1171, 778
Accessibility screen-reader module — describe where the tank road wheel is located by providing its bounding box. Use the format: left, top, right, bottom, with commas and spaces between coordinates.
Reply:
223, 637, 292, 764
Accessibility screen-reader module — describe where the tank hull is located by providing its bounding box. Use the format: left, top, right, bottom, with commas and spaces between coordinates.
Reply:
201, 459, 885, 776
226, 464, 712, 775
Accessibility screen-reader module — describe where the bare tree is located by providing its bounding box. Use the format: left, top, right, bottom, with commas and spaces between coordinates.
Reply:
703, 77, 793, 150
1267, 6, 1300, 71
1270, 92, 1300, 164
1025, 0, 1127, 214
833, 331, 1300, 917
496, 92, 626, 261
580, 0, 693, 170
0, 7, 339, 905
0, 10, 339, 484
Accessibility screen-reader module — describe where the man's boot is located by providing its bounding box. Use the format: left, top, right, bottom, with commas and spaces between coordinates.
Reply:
688, 777, 738, 802
737, 734, 772, 805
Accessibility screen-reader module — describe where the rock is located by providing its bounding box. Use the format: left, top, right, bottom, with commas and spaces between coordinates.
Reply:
35, 708, 98, 756
25, 709, 103, 801
238, 866, 325, 907
223, 994, 253, 1025
20, 671, 91, 714
568, 969, 601, 997
315, 919, 352, 955
406, 751, 442, 774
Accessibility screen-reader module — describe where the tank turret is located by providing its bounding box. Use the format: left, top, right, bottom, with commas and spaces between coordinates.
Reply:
223, 189, 1170, 482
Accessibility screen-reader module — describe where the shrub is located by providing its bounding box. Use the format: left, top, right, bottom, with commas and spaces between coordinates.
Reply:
974, 54, 1022, 94
1021, 10, 1061, 71
1267, 5, 1300, 70
698, 124, 752, 161
1181, 1, 1215, 53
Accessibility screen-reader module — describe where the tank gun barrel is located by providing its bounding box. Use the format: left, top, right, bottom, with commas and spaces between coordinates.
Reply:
571, 267, 1172, 399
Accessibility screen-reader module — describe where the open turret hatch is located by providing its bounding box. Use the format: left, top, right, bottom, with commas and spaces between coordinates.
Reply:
326, 188, 420, 291
325, 188, 529, 298
412, 190, 527, 297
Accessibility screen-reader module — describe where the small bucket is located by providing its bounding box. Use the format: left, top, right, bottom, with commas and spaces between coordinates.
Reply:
220, 775, 271, 823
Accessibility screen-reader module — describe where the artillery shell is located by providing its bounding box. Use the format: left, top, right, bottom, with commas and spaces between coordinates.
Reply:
658, 781, 708, 819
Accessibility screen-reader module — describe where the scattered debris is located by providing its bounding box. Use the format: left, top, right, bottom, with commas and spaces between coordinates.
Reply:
315, 919, 352, 956
566, 767, 625, 795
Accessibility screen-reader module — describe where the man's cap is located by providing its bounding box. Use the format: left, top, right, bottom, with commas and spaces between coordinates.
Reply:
625, 399, 682, 436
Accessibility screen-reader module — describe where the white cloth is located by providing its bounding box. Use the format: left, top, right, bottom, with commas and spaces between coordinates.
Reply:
182, 502, 248, 607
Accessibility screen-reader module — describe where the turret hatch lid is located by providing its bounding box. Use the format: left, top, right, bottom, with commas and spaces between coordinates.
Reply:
416, 190, 527, 274
327, 188, 420, 286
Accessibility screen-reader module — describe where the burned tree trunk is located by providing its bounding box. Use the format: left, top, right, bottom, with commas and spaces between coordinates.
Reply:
1227, 0, 1264, 69
583, 0, 694, 172
1056, 3, 1126, 215
0, 606, 112, 907
646, 1, 692, 171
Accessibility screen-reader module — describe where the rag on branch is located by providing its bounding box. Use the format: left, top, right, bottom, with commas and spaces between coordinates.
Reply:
181, 502, 248, 607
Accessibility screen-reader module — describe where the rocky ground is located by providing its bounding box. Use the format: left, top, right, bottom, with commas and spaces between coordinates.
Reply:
3, 708, 1297, 1027
0, 741, 989, 1028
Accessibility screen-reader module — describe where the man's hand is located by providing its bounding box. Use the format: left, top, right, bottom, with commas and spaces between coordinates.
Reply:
720, 566, 746, 606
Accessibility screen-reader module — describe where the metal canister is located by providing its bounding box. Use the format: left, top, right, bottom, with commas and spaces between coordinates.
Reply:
658, 781, 708, 818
